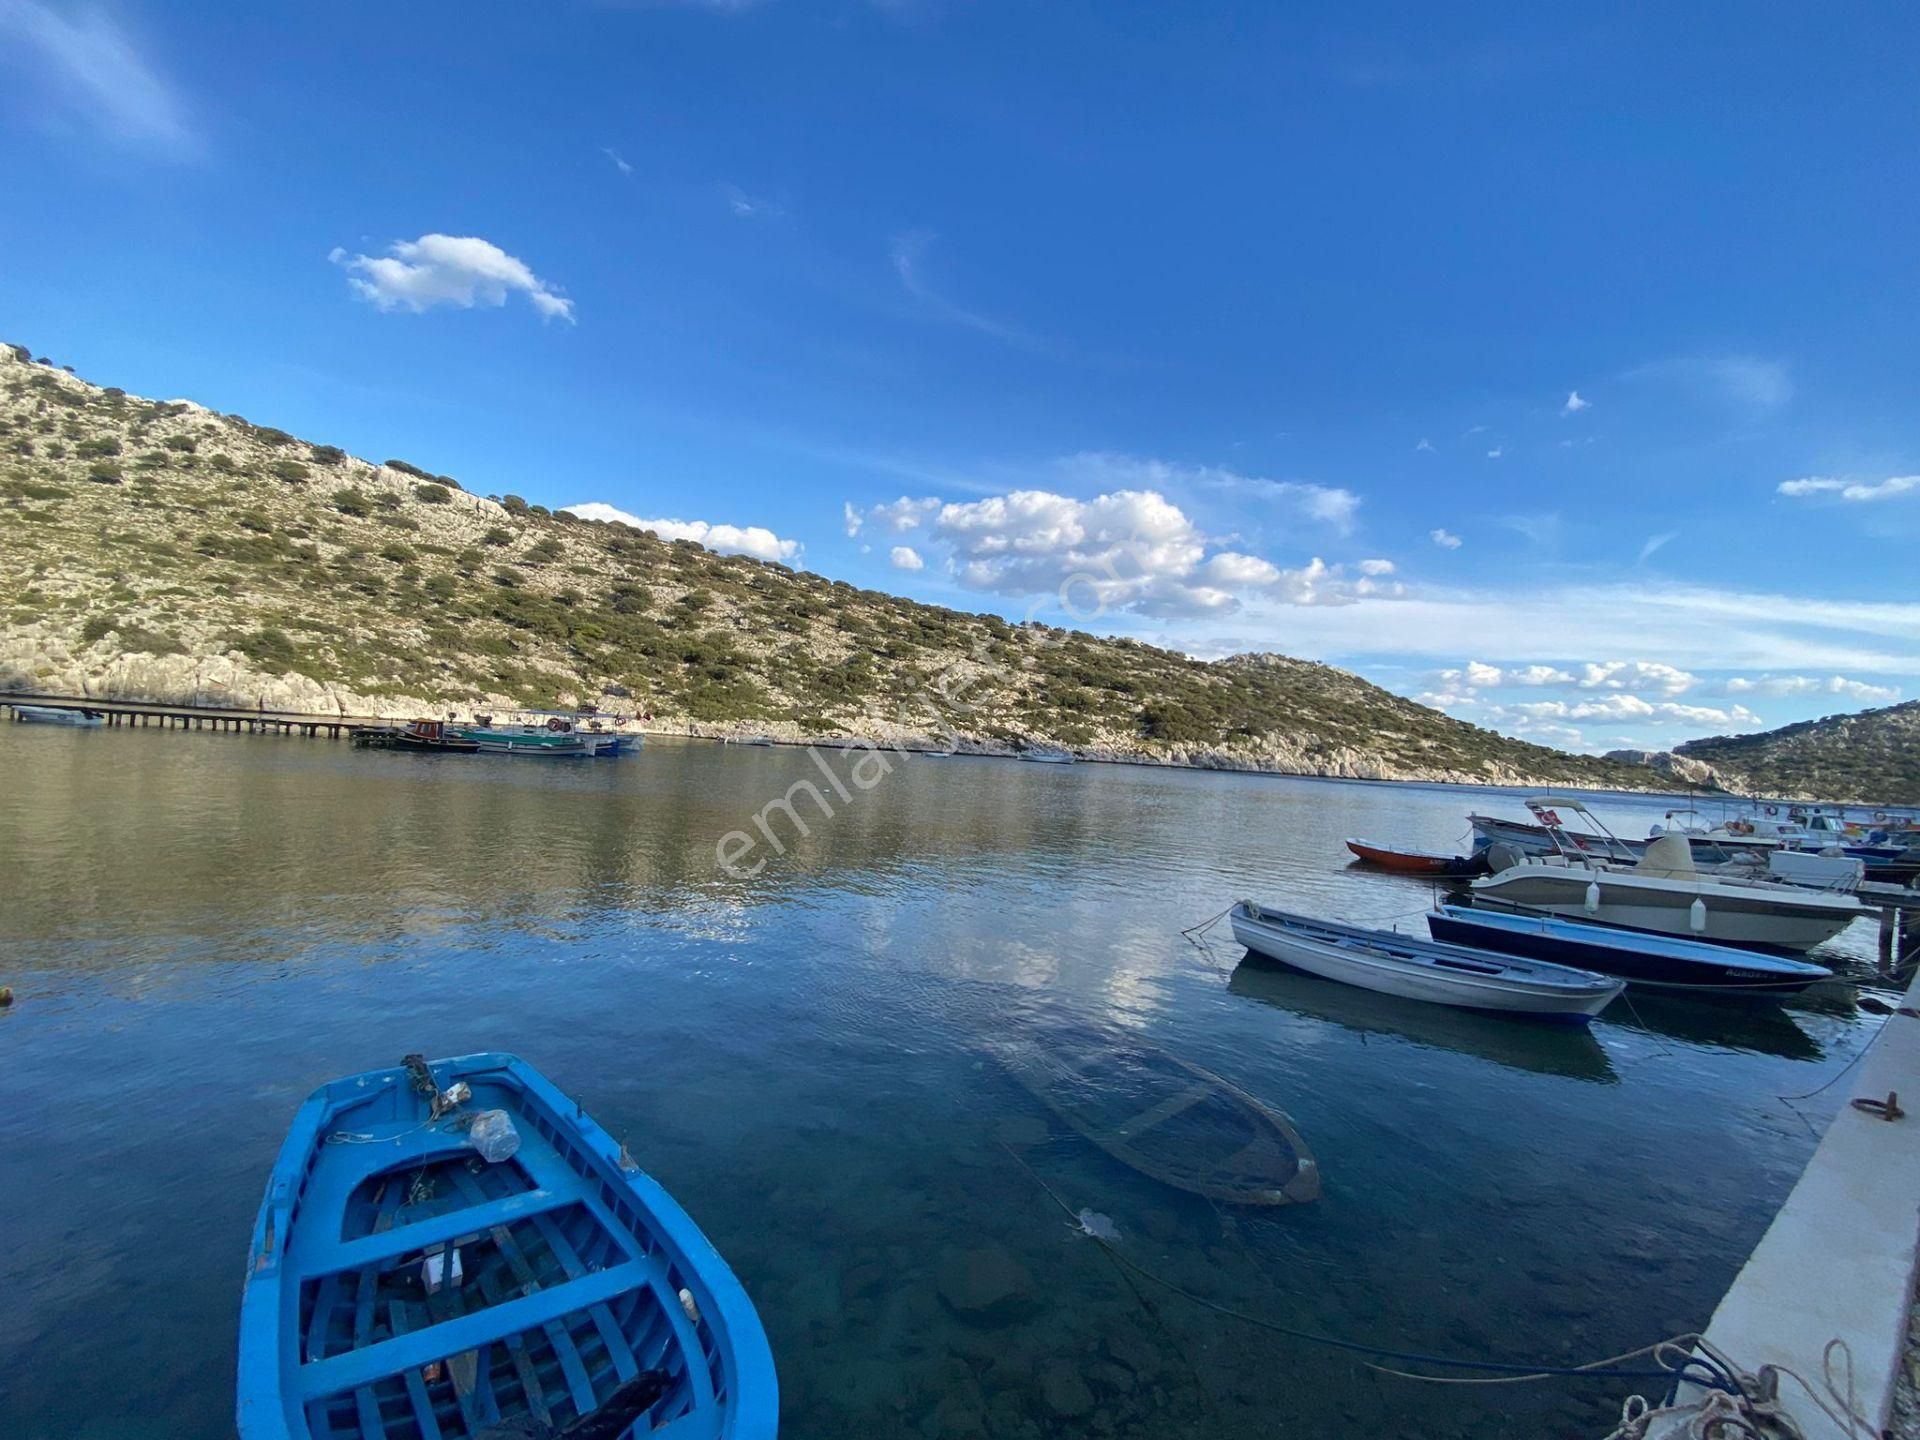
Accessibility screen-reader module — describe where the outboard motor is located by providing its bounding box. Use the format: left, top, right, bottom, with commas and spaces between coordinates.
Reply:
1486, 841, 1527, 874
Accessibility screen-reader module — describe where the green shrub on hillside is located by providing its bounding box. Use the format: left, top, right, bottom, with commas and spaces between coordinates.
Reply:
76, 436, 121, 458
87, 461, 123, 484
414, 483, 452, 505
331, 487, 373, 517
270, 459, 310, 484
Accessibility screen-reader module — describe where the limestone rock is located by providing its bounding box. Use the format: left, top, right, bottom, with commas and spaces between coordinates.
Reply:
934, 1244, 1039, 1327
1038, 1362, 1095, 1420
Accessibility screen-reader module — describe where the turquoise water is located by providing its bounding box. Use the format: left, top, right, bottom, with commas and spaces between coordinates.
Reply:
0, 726, 1890, 1438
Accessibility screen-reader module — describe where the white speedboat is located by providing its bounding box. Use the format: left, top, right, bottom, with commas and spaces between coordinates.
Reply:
12, 703, 106, 726
1470, 800, 1863, 955
1228, 901, 1623, 1023
1018, 749, 1076, 764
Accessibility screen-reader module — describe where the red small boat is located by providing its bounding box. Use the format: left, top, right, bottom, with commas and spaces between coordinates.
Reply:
1345, 838, 1488, 877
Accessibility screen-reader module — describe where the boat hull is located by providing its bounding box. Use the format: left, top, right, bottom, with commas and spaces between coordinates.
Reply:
12, 703, 104, 726
989, 1013, 1318, 1205
1345, 839, 1487, 876
1229, 903, 1622, 1022
452, 728, 612, 756
1467, 866, 1860, 954
1427, 905, 1832, 996
238, 1053, 776, 1440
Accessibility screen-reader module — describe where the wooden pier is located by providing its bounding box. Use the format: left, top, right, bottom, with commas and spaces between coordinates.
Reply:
2, 693, 381, 740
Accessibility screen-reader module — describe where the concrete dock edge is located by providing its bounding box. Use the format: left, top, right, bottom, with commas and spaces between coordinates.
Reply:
1658, 967, 1920, 1438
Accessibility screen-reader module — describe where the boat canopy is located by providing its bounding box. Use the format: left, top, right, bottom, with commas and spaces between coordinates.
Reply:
1522, 795, 1599, 812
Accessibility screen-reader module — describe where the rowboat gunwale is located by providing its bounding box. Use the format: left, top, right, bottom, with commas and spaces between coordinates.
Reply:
990, 1018, 1320, 1206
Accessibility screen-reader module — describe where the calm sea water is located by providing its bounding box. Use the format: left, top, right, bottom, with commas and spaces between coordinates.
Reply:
0, 726, 1891, 1439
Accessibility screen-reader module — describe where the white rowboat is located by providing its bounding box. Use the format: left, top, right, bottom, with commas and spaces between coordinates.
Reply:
1229, 901, 1624, 1023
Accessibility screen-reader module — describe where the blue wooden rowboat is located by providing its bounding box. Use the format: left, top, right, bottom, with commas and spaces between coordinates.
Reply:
238, 1053, 777, 1440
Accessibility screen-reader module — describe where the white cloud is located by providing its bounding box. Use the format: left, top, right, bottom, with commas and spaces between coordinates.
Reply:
1414, 438, 1436, 453
563, 502, 799, 563
844, 482, 1394, 619
722, 183, 782, 219
602, 147, 633, 176
331, 235, 575, 322
1626, 354, 1792, 409
1721, 674, 1900, 703
889, 545, 924, 571
1059, 453, 1362, 535
1481, 694, 1761, 729
1638, 530, 1679, 563
1430, 527, 1463, 550
1511, 664, 1576, 686
842, 501, 863, 537
1486, 448, 1503, 460
1778, 475, 1920, 503
851, 496, 941, 534
1202, 552, 1283, 586
888, 230, 1034, 346
0, 1, 195, 155
1576, 660, 1697, 695
1562, 390, 1590, 414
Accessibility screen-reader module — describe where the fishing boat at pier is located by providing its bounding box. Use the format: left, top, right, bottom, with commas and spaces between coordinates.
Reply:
1426, 904, 1833, 996
1469, 799, 1864, 954
237, 1052, 777, 1440
1345, 838, 1488, 877
1228, 901, 1624, 1022
10, 702, 105, 726
449, 716, 617, 757
394, 719, 480, 753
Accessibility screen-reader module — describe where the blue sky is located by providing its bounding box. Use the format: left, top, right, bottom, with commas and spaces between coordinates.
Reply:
3, 0, 1917, 754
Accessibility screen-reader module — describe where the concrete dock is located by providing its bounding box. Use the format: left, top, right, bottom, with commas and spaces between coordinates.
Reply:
1654, 965, 1920, 1438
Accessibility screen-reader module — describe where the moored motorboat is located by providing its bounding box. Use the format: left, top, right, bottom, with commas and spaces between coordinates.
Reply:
1228, 901, 1623, 1023
237, 1052, 777, 1440
1469, 800, 1865, 954
393, 719, 480, 753
1018, 749, 1076, 764
448, 716, 614, 756
11, 702, 106, 726
1426, 904, 1833, 996
1345, 838, 1488, 877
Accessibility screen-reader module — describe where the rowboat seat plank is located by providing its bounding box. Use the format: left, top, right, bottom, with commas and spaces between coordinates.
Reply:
1113, 1083, 1212, 1139
242, 1055, 778, 1440
298, 1261, 650, 1400
324, 1188, 571, 1273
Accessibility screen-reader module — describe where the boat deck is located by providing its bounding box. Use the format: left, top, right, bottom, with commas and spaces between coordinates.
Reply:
282, 1104, 720, 1440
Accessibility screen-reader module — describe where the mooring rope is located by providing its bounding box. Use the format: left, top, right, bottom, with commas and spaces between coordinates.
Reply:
997, 1141, 1736, 1393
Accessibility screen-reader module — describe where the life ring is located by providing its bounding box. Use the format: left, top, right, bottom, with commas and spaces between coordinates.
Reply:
1875, 811, 1889, 822
547, 717, 566, 733
1764, 805, 1778, 817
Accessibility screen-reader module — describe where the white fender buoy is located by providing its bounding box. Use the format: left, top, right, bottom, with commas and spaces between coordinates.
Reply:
1690, 898, 1707, 934
1584, 881, 1601, 915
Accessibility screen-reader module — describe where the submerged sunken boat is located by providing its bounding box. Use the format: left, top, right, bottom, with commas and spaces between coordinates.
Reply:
989, 1015, 1319, 1206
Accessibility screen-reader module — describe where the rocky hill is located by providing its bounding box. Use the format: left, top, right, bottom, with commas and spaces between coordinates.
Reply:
1676, 702, 1920, 806
0, 342, 1667, 787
